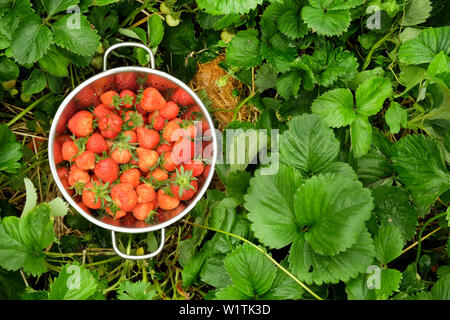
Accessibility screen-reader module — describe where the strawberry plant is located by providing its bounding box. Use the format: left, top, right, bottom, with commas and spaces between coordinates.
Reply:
0, 0, 449, 302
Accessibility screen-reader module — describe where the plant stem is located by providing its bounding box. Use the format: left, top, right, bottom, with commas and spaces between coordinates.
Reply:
6, 93, 53, 127
401, 227, 442, 255
415, 212, 447, 267
84, 256, 122, 267
182, 219, 324, 300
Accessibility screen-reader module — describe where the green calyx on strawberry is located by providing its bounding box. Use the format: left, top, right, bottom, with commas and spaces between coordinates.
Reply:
170, 166, 198, 200
88, 179, 112, 208
73, 136, 88, 158
111, 94, 123, 110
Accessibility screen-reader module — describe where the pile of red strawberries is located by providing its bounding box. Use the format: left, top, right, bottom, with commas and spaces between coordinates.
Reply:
53, 72, 211, 225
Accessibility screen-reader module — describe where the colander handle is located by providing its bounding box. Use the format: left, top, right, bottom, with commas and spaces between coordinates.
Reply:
103, 42, 156, 71
111, 228, 165, 260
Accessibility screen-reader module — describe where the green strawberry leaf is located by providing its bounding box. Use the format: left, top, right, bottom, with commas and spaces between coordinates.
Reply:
279, 114, 340, 175
196, 0, 263, 15
377, 268, 403, 297
275, 70, 302, 99
301, 0, 362, 36
0, 203, 54, 276
48, 198, 69, 217
371, 186, 418, 241
259, 258, 305, 300
278, 8, 308, 40
254, 63, 278, 92
222, 244, 277, 298
311, 88, 355, 128
392, 134, 450, 215
214, 285, 250, 300
350, 114, 373, 158
374, 223, 405, 265
398, 27, 450, 65
355, 77, 393, 117
11, 13, 53, 65
300, 43, 359, 87
385, 102, 408, 134
41, 0, 79, 16
244, 164, 303, 249
289, 229, 375, 285
38, 45, 70, 77
293, 173, 374, 256
117, 280, 157, 300
215, 244, 304, 300
52, 14, 100, 56
0, 57, 19, 81
429, 275, 450, 300
148, 14, 164, 47
22, 69, 47, 95
48, 263, 98, 300
225, 29, 262, 68
401, 0, 432, 27
261, 32, 297, 73
0, 125, 22, 174
22, 178, 37, 216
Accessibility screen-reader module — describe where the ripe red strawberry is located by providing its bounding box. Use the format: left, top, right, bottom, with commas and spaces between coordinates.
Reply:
136, 148, 159, 173
186, 123, 200, 139
106, 206, 127, 219
61, 139, 79, 161
111, 131, 136, 164
124, 110, 144, 130
53, 139, 64, 165
120, 168, 141, 188
160, 101, 179, 120
102, 215, 122, 226
133, 202, 154, 221
162, 118, 182, 142
111, 147, 132, 164
172, 137, 195, 164
148, 112, 165, 131
116, 72, 138, 91
156, 142, 173, 155
86, 133, 108, 154
146, 74, 177, 91
92, 104, 111, 120
98, 112, 123, 139
170, 87, 195, 106
137, 127, 160, 150
140, 87, 166, 112
178, 161, 204, 177
149, 168, 168, 182
68, 110, 94, 137
77, 201, 91, 214
82, 180, 109, 209
68, 165, 90, 192
57, 166, 70, 180
202, 164, 211, 179
74, 85, 100, 108
111, 183, 137, 212
94, 158, 119, 183
156, 203, 186, 222
162, 152, 177, 172
100, 90, 120, 110
120, 90, 136, 109
61, 176, 74, 197
157, 188, 180, 210
169, 167, 198, 200
74, 150, 96, 170
92, 75, 115, 97
136, 183, 156, 203
123, 130, 138, 144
